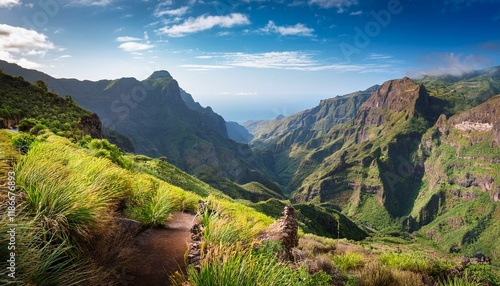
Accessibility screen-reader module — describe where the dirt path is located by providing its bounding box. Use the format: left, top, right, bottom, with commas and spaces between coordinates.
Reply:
123, 212, 196, 286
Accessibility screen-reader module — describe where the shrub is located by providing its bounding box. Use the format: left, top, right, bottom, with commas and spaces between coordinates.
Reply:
18, 118, 39, 132
464, 264, 500, 285
11, 132, 36, 154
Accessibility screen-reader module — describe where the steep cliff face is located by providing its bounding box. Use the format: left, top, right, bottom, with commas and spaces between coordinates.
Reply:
244, 86, 377, 191
449, 95, 500, 146
290, 78, 435, 227
179, 88, 229, 139
355, 78, 431, 142
248, 86, 378, 151
407, 95, 500, 261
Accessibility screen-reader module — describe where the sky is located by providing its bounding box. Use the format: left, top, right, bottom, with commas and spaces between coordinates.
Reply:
1, 0, 500, 122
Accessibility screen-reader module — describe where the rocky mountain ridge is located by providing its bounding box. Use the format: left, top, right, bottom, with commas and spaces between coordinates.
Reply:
0, 60, 280, 198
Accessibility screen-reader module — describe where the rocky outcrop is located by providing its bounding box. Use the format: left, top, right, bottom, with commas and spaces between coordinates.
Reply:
450, 95, 500, 146
355, 77, 430, 142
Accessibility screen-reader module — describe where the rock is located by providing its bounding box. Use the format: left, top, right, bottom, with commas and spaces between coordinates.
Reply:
258, 206, 299, 261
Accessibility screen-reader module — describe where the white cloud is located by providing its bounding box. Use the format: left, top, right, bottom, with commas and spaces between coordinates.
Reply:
182, 51, 390, 72
116, 36, 142, 42
180, 64, 233, 71
225, 51, 316, 69
408, 52, 491, 78
308, 0, 358, 12
0, 0, 20, 8
158, 13, 250, 37
69, 0, 113, 6
154, 6, 189, 17
367, 53, 392, 60
118, 42, 154, 52
0, 24, 55, 68
261, 20, 314, 37
349, 10, 362, 15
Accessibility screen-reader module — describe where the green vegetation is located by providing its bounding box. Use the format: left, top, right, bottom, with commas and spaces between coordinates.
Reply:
0, 72, 96, 139
2, 66, 500, 285
177, 244, 331, 286
250, 198, 368, 240
333, 251, 365, 271
0, 131, 199, 284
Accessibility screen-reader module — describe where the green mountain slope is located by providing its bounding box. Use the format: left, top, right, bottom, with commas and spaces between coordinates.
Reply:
408, 95, 500, 265
245, 85, 379, 193
0, 71, 100, 139
0, 61, 281, 200
242, 68, 500, 265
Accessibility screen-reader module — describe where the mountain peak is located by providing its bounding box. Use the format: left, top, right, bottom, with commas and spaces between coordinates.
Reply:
146, 70, 172, 81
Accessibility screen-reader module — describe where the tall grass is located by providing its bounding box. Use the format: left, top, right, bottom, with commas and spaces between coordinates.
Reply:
178, 244, 331, 286
378, 252, 451, 275
204, 196, 274, 238
355, 262, 397, 286
0, 208, 95, 286
125, 174, 199, 226
333, 251, 365, 271
3, 134, 202, 285
15, 137, 133, 241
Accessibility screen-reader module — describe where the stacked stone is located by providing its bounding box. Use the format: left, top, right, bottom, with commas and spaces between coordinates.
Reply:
187, 222, 203, 270
277, 206, 299, 251
186, 201, 206, 270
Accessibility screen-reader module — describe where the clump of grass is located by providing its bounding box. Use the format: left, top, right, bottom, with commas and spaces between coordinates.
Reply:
204, 196, 274, 238
333, 251, 365, 271
437, 275, 481, 286
199, 209, 252, 246
0, 210, 95, 286
378, 252, 452, 276
378, 252, 429, 273
15, 137, 133, 241
355, 262, 396, 286
127, 182, 175, 227
125, 174, 199, 226
297, 233, 337, 256
177, 244, 331, 286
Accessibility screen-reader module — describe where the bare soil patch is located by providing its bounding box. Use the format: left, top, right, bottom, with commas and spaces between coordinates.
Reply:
123, 212, 196, 286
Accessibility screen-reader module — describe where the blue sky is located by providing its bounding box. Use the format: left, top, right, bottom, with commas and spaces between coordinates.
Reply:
1, 0, 500, 122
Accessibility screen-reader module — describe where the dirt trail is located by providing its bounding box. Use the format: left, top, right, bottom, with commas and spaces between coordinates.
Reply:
123, 212, 196, 286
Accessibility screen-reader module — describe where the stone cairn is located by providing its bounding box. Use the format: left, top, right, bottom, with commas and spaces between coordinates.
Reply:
259, 206, 299, 261
186, 201, 206, 271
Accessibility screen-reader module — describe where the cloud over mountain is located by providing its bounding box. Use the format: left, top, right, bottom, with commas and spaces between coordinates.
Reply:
157, 13, 250, 37
0, 24, 54, 68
